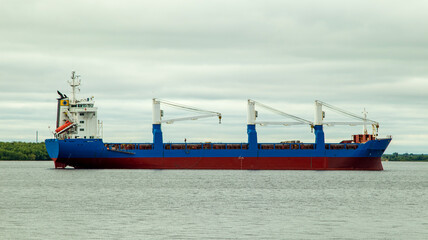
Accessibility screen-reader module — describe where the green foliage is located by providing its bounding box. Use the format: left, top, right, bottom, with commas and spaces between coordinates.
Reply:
0, 142, 50, 161
382, 153, 428, 162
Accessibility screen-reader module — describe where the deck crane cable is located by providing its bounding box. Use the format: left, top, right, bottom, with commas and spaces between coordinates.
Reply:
251, 99, 313, 126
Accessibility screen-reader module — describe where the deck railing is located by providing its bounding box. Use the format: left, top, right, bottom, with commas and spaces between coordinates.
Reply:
104, 142, 360, 151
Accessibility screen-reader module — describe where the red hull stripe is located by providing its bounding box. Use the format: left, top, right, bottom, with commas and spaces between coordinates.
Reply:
53, 159, 67, 169
57, 157, 383, 170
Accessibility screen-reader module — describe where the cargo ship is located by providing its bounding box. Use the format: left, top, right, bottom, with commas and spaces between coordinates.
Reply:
45, 72, 391, 170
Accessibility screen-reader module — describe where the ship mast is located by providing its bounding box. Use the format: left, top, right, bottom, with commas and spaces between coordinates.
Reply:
362, 108, 368, 135
68, 71, 81, 104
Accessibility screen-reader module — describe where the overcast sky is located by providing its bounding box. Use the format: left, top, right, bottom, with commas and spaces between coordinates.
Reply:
1, 0, 427, 153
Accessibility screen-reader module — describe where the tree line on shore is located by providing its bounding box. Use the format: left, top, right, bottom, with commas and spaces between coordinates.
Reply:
0, 141, 427, 161
0, 142, 50, 160
382, 153, 428, 162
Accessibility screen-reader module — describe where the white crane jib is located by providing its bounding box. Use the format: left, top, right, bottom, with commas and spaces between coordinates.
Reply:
152, 98, 222, 125
314, 100, 380, 136
248, 99, 313, 127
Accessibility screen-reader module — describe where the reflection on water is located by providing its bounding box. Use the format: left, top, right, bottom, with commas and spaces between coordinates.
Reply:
0, 161, 427, 239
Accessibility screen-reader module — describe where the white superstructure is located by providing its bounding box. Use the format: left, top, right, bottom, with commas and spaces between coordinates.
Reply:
55, 71, 102, 139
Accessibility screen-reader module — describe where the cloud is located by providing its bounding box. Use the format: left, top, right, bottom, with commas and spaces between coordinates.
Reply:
0, 0, 427, 153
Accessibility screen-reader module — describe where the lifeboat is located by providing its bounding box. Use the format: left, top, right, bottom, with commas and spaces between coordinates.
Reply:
55, 121, 74, 133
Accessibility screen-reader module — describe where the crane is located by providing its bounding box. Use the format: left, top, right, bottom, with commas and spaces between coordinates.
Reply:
247, 99, 313, 127
152, 98, 222, 125
315, 100, 379, 136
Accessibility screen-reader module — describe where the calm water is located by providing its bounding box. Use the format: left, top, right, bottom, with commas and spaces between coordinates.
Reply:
0, 161, 427, 239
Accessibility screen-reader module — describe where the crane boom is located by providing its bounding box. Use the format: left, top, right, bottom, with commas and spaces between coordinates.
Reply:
162, 114, 221, 124
153, 98, 222, 124
323, 122, 373, 126
255, 121, 311, 126
315, 100, 378, 125
250, 99, 313, 126
157, 98, 221, 116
